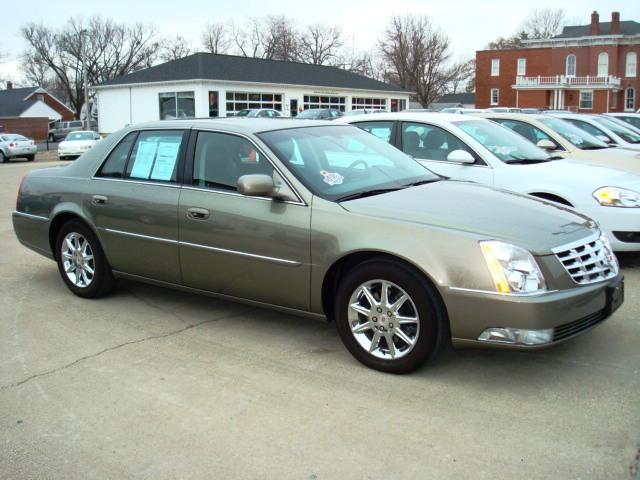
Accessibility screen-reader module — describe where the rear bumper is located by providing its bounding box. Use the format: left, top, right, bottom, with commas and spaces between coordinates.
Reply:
12, 211, 53, 260
444, 273, 623, 349
7, 147, 37, 157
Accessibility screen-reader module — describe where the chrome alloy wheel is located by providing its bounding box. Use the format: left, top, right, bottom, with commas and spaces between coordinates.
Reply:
347, 279, 420, 360
60, 232, 95, 288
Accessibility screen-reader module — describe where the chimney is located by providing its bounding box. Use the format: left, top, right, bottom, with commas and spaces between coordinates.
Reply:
590, 11, 600, 35
6, 81, 13, 90
611, 12, 620, 35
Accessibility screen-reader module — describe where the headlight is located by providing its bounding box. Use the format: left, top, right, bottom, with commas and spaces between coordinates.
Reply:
593, 187, 640, 207
480, 241, 546, 294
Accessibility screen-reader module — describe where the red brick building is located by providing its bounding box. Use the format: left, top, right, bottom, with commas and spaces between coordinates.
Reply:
0, 83, 74, 139
476, 11, 640, 113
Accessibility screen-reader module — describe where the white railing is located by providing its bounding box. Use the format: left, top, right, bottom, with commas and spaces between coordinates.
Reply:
515, 75, 621, 87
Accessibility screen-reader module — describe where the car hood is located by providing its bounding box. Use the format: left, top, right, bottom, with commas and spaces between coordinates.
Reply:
517, 158, 640, 190
340, 181, 596, 255
569, 148, 640, 175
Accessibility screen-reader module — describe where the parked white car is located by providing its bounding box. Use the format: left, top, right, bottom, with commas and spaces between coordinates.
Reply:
604, 113, 640, 133
550, 113, 640, 152
440, 108, 487, 114
472, 112, 640, 175
58, 131, 102, 160
342, 112, 640, 251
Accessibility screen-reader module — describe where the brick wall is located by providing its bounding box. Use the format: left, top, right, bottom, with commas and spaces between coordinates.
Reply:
0, 117, 50, 140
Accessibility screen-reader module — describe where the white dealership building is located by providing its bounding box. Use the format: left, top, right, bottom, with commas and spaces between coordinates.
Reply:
94, 52, 410, 134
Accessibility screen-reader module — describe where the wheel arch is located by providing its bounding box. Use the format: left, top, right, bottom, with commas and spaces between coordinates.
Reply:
48, 209, 103, 259
528, 191, 574, 207
320, 250, 447, 324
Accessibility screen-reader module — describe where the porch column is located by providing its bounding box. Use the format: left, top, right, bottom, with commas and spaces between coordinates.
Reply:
606, 90, 610, 113
516, 89, 519, 108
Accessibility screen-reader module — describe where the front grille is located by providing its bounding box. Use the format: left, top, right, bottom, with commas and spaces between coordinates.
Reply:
553, 236, 618, 285
553, 310, 606, 341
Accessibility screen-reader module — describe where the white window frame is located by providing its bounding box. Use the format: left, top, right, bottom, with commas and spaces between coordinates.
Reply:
579, 90, 593, 110
491, 59, 500, 76
303, 95, 346, 111
626, 52, 637, 78
225, 91, 283, 116
565, 54, 576, 77
490, 88, 499, 106
625, 88, 636, 112
351, 97, 387, 111
597, 52, 609, 77
517, 58, 526, 76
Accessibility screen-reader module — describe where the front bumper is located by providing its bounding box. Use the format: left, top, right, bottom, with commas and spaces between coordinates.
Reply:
444, 273, 623, 350
58, 149, 89, 158
591, 206, 640, 252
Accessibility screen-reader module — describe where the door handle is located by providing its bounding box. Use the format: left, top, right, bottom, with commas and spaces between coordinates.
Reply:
186, 207, 210, 220
92, 195, 108, 205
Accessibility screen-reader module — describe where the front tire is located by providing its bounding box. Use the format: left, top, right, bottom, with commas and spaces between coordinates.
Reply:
335, 259, 446, 374
55, 220, 116, 298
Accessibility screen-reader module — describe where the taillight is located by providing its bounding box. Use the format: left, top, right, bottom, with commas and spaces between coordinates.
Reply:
9, 142, 15, 147
16, 175, 26, 210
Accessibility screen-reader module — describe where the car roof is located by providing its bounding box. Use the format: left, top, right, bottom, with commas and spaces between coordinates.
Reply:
339, 111, 483, 125
123, 118, 333, 134
471, 112, 548, 122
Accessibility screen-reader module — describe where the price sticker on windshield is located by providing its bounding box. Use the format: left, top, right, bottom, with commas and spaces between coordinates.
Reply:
320, 170, 344, 186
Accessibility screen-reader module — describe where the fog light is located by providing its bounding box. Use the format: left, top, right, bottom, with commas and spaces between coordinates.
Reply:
478, 327, 553, 345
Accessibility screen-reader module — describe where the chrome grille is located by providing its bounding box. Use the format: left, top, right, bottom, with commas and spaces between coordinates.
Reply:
553, 235, 618, 285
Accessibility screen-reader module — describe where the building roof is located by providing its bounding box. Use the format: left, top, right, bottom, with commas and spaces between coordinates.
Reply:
96, 52, 408, 93
554, 20, 640, 38
436, 92, 475, 104
0, 87, 39, 117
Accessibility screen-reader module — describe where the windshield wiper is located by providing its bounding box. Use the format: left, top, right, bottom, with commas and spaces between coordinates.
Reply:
336, 187, 405, 202
505, 158, 551, 164
402, 178, 443, 187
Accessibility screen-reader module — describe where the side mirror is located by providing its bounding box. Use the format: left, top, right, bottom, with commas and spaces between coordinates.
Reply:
536, 139, 556, 150
237, 174, 276, 198
597, 135, 612, 144
446, 149, 475, 164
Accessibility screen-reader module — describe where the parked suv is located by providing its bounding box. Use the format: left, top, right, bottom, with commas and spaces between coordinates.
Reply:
48, 120, 97, 142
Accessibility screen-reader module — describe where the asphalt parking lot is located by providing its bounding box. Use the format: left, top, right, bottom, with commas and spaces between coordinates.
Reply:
1, 159, 639, 480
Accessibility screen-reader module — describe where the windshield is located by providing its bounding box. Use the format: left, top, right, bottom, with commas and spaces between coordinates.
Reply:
297, 110, 322, 119
66, 132, 95, 141
455, 120, 550, 163
258, 125, 439, 201
591, 116, 640, 144
616, 116, 640, 130
538, 117, 608, 149
235, 110, 251, 117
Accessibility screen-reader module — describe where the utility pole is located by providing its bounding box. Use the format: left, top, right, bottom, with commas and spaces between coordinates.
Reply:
81, 29, 91, 130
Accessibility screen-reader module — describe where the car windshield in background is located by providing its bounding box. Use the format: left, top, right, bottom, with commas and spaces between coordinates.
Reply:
1, 134, 27, 141
592, 116, 640, 144
538, 117, 608, 150
66, 132, 95, 141
235, 110, 252, 117
297, 110, 323, 119
258, 125, 439, 201
455, 120, 550, 163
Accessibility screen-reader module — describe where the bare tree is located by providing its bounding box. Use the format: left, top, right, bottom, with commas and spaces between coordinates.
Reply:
521, 8, 566, 39
159, 35, 193, 62
486, 31, 529, 50
232, 16, 299, 61
378, 15, 453, 106
447, 59, 475, 94
201, 22, 231, 54
21, 16, 158, 117
299, 24, 343, 65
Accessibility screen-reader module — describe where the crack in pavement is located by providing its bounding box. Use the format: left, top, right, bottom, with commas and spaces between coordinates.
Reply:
0, 306, 254, 392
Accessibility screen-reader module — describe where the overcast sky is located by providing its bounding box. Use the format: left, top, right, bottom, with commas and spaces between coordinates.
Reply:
1, 0, 639, 82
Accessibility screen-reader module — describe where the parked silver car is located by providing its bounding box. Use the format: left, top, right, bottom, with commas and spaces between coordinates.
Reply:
0, 134, 37, 163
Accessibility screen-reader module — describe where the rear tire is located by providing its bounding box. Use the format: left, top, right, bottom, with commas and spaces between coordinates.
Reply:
335, 259, 446, 374
26, 154, 35, 162
55, 220, 116, 298
0, 151, 6, 163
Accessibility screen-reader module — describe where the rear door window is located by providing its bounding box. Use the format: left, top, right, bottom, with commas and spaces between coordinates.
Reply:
124, 130, 185, 183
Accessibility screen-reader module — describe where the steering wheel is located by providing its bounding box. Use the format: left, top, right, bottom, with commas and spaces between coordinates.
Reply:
347, 159, 369, 171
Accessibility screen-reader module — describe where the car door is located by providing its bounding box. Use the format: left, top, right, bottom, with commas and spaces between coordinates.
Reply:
178, 130, 311, 311
399, 121, 493, 184
89, 129, 187, 284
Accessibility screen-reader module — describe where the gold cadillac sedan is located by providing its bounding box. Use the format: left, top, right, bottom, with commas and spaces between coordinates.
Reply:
12, 119, 623, 373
